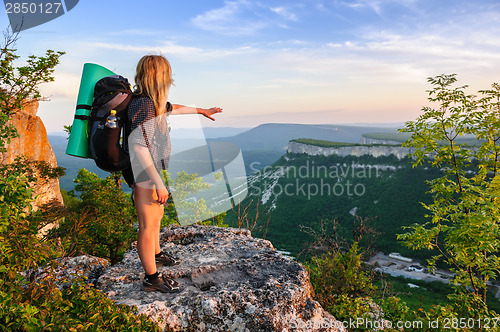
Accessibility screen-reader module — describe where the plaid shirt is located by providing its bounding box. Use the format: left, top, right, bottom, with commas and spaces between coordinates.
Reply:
125, 96, 172, 175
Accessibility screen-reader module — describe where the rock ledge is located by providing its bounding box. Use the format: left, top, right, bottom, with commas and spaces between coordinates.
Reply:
97, 225, 344, 331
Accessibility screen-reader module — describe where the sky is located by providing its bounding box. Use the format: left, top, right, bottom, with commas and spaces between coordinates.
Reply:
1, 0, 500, 133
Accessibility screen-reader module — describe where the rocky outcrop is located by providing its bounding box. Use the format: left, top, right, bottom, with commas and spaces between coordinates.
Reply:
24, 255, 110, 289
0, 101, 64, 209
287, 141, 411, 160
98, 225, 345, 332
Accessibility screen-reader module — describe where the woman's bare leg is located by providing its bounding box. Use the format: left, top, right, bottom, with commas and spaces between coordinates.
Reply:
154, 202, 164, 255
135, 183, 163, 275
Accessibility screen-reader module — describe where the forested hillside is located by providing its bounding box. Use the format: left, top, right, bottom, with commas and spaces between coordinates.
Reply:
225, 151, 441, 259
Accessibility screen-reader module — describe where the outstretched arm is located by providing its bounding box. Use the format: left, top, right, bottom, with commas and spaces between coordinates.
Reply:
171, 104, 222, 121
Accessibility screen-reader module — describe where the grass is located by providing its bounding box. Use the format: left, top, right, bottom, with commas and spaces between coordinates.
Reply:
362, 132, 411, 143
290, 138, 401, 148
362, 132, 484, 146
378, 276, 452, 312
378, 275, 500, 314
290, 138, 359, 147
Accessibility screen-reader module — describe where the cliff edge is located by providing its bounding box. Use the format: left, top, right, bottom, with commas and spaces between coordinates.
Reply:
0, 101, 63, 209
97, 225, 345, 331
287, 140, 411, 159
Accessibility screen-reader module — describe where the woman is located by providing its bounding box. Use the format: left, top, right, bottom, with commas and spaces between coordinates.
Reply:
126, 55, 222, 293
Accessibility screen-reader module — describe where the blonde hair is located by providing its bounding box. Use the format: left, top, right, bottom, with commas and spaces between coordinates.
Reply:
134, 55, 174, 116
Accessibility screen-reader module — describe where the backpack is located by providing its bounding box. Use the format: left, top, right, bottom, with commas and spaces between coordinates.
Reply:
87, 75, 133, 172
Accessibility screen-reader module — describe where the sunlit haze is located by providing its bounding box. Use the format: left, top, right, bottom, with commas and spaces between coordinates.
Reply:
2, 0, 499, 133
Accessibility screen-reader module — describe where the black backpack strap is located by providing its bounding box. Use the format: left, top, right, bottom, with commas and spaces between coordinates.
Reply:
76, 104, 92, 110
141, 124, 151, 149
74, 114, 106, 121
74, 104, 93, 120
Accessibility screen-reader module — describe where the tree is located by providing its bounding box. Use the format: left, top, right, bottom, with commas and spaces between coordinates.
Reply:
0, 28, 64, 152
303, 218, 415, 331
0, 25, 66, 270
54, 170, 137, 264
398, 74, 500, 312
162, 170, 227, 227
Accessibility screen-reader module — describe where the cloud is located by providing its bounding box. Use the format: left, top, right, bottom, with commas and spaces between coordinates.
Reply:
229, 26, 499, 97
85, 41, 203, 56
39, 70, 80, 100
270, 7, 298, 21
191, 0, 300, 35
79, 17, 500, 90
191, 0, 264, 35
247, 0, 500, 85
82, 40, 260, 62
336, 0, 419, 16
104, 29, 163, 37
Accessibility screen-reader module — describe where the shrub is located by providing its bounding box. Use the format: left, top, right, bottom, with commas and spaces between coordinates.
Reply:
0, 161, 161, 331
53, 170, 137, 264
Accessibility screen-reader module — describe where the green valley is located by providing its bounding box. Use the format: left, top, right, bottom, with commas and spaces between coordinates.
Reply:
225, 144, 440, 259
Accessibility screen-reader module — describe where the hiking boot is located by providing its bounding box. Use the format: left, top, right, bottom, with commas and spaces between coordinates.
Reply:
142, 274, 181, 293
155, 251, 180, 266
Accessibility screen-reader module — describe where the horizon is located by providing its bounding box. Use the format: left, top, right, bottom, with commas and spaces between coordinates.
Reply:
46, 121, 406, 136
1, 0, 499, 133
